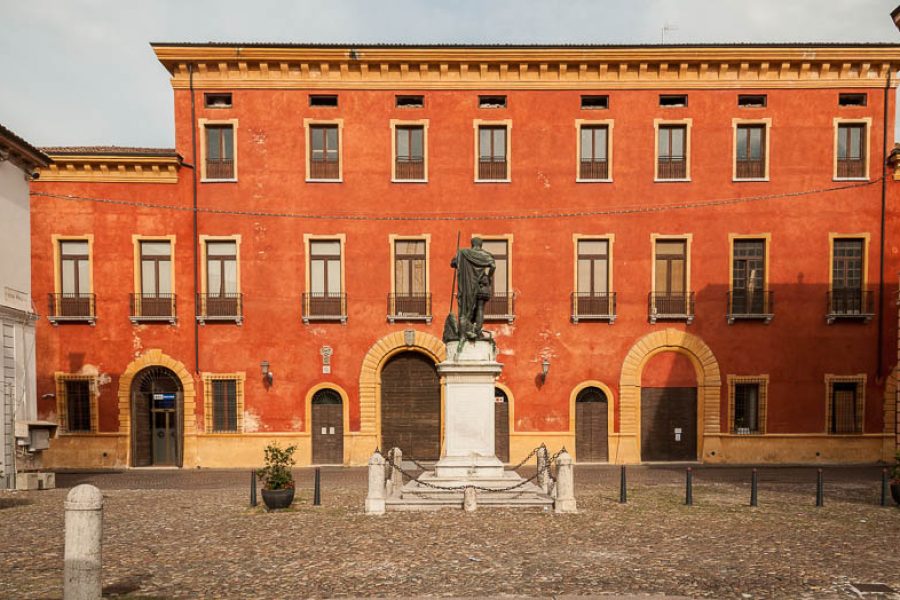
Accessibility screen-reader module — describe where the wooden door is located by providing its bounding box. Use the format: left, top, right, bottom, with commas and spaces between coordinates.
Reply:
312, 389, 344, 464
575, 387, 608, 462
381, 352, 440, 461
494, 388, 509, 462
132, 390, 151, 466
640, 387, 697, 461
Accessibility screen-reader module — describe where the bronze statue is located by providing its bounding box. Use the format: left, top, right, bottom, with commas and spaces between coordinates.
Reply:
443, 237, 495, 343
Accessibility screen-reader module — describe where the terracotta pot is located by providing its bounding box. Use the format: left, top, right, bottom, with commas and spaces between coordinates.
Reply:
261, 487, 295, 510
891, 482, 900, 506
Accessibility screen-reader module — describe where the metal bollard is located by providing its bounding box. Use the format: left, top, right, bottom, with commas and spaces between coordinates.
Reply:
816, 469, 824, 507
750, 469, 758, 507
313, 467, 321, 506
250, 470, 257, 507
64, 484, 103, 600
881, 468, 889, 507
685, 467, 693, 506
619, 465, 627, 504
365, 451, 386, 515
554, 450, 577, 513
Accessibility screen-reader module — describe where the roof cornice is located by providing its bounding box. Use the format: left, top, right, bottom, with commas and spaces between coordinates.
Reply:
39, 150, 181, 184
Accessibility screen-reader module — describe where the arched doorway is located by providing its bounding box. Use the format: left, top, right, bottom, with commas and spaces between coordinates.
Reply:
576, 386, 609, 462
640, 351, 697, 462
380, 351, 441, 460
131, 366, 183, 467
494, 387, 510, 462
311, 388, 344, 464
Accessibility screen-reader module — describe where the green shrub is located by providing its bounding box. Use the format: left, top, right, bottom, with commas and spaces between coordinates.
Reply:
257, 442, 297, 490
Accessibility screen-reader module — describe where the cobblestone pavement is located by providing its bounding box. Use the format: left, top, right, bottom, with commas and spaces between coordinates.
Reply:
1, 465, 898, 599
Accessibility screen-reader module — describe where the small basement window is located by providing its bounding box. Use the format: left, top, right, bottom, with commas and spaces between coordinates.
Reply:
310, 95, 339, 108
839, 93, 867, 107
738, 94, 767, 108
478, 95, 507, 108
659, 94, 688, 107
581, 95, 609, 110
396, 95, 424, 108
204, 93, 232, 108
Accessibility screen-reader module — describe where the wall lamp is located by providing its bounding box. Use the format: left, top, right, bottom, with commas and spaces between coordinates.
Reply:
539, 358, 551, 382
260, 361, 273, 385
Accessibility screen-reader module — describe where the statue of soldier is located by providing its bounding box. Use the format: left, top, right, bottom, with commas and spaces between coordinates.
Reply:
447, 237, 495, 341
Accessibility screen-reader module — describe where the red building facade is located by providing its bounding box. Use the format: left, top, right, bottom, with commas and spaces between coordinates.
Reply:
32, 44, 900, 468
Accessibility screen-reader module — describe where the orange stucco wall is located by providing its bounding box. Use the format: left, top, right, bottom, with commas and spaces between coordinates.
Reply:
31, 77, 900, 466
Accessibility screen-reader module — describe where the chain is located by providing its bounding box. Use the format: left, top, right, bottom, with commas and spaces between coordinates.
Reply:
508, 443, 545, 470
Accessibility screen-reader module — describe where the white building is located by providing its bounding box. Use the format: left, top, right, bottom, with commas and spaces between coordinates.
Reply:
0, 124, 50, 490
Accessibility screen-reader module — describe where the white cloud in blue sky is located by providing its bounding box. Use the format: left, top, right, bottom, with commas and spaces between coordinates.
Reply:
1, 0, 898, 147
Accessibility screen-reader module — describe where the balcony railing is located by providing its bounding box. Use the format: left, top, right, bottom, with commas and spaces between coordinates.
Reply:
130, 293, 176, 324
387, 293, 432, 323
727, 290, 773, 324
484, 292, 515, 323
48, 293, 96, 325
579, 159, 609, 180
205, 158, 234, 180
649, 292, 695, 323
395, 157, 425, 180
657, 156, 687, 180
836, 158, 866, 179
477, 159, 508, 181
309, 158, 340, 180
196, 293, 243, 324
302, 293, 347, 323
571, 292, 617, 323
827, 288, 874, 323
735, 159, 765, 179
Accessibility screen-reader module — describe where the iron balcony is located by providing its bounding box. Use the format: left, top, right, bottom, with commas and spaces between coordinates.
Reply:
302, 293, 347, 323
648, 292, 695, 324
47, 293, 96, 325
196, 293, 243, 325
387, 293, 432, 323
727, 290, 774, 324
571, 292, 617, 323
826, 288, 874, 324
130, 293, 176, 324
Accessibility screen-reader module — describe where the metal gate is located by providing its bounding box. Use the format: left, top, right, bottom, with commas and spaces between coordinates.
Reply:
380, 352, 441, 461
1, 382, 13, 490
494, 388, 509, 462
131, 367, 183, 467
311, 389, 344, 464
640, 387, 697, 462
576, 387, 609, 462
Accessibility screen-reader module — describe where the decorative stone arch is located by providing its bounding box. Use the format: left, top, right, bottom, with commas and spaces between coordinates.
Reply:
117, 349, 196, 466
494, 381, 516, 435
567, 380, 616, 436
304, 382, 351, 460
619, 329, 721, 461
358, 330, 446, 437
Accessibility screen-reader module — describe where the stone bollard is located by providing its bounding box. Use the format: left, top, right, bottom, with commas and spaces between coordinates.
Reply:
365, 451, 386, 515
389, 447, 403, 497
554, 450, 577, 514
64, 484, 103, 600
463, 486, 477, 512
536, 445, 550, 494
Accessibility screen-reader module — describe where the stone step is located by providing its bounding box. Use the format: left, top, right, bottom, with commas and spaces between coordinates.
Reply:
385, 495, 553, 511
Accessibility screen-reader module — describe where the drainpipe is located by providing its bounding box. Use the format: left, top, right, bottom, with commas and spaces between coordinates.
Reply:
190, 64, 200, 374
878, 72, 892, 380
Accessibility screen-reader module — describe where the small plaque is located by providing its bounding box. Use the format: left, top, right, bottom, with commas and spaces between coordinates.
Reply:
321, 427, 327, 435
322, 365, 331, 374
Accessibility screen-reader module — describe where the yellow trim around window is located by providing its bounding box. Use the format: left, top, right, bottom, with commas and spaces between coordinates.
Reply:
304, 118, 344, 182
827, 232, 870, 291
574, 119, 614, 182
390, 119, 429, 182
198, 118, 239, 182
131, 235, 177, 296
55, 372, 99, 433
824, 373, 867, 434
731, 118, 772, 181
201, 372, 246, 434
726, 374, 769, 434
649, 233, 693, 294
571, 233, 615, 297
51, 234, 94, 296
727, 233, 772, 294
832, 117, 872, 181
653, 118, 692, 182
198, 235, 242, 296
473, 119, 512, 183
388, 234, 431, 302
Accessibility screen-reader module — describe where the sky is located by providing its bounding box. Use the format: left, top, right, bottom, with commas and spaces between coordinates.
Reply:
2, 0, 900, 148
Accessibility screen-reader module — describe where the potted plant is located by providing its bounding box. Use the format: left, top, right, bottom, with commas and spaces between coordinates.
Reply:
891, 450, 900, 506
257, 442, 297, 510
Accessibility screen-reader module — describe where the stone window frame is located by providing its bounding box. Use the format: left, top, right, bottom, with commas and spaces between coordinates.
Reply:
302, 233, 347, 323
575, 119, 614, 183
202, 372, 246, 434
304, 118, 344, 183
390, 119, 429, 183
726, 374, 769, 435
653, 118, 692, 182
832, 117, 872, 181
198, 118, 239, 182
572, 233, 615, 295
731, 117, 772, 182
131, 234, 177, 299
388, 233, 432, 323
55, 373, 99, 434
827, 232, 870, 292
473, 119, 512, 183
824, 373, 866, 435
52, 234, 95, 298
199, 235, 242, 297
649, 233, 692, 296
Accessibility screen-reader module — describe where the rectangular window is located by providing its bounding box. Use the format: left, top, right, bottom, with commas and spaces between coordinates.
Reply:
55, 240, 93, 319
738, 94, 767, 108
204, 93, 232, 108
392, 240, 429, 318
829, 238, 868, 317
396, 95, 424, 108
306, 240, 344, 319
395, 125, 425, 180
579, 125, 609, 180
309, 94, 338, 107
733, 383, 761, 433
839, 93, 867, 107
574, 239, 613, 319
482, 239, 512, 319
731, 239, 767, 316
478, 95, 507, 108
478, 125, 508, 180
652, 239, 691, 318
203, 240, 240, 320
65, 379, 91, 432
581, 95, 609, 110
829, 381, 862, 434
212, 379, 238, 433
657, 125, 687, 180
205, 125, 235, 180
735, 125, 766, 179
659, 94, 687, 107
309, 124, 340, 180
137, 240, 173, 319
836, 123, 866, 178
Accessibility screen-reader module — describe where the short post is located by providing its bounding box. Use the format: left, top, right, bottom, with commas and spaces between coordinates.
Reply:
554, 450, 577, 513
365, 451, 386, 515
619, 465, 627, 504
536, 446, 550, 494
881, 468, 889, 507
685, 467, 693, 506
463, 486, 477, 512
750, 469, 758, 507
816, 468, 824, 507
313, 467, 321, 506
64, 484, 103, 600
390, 447, 403, 497
250, 470, 257, 507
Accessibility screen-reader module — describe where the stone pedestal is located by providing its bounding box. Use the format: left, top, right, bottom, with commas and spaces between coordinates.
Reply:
434, 340, 504, 479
